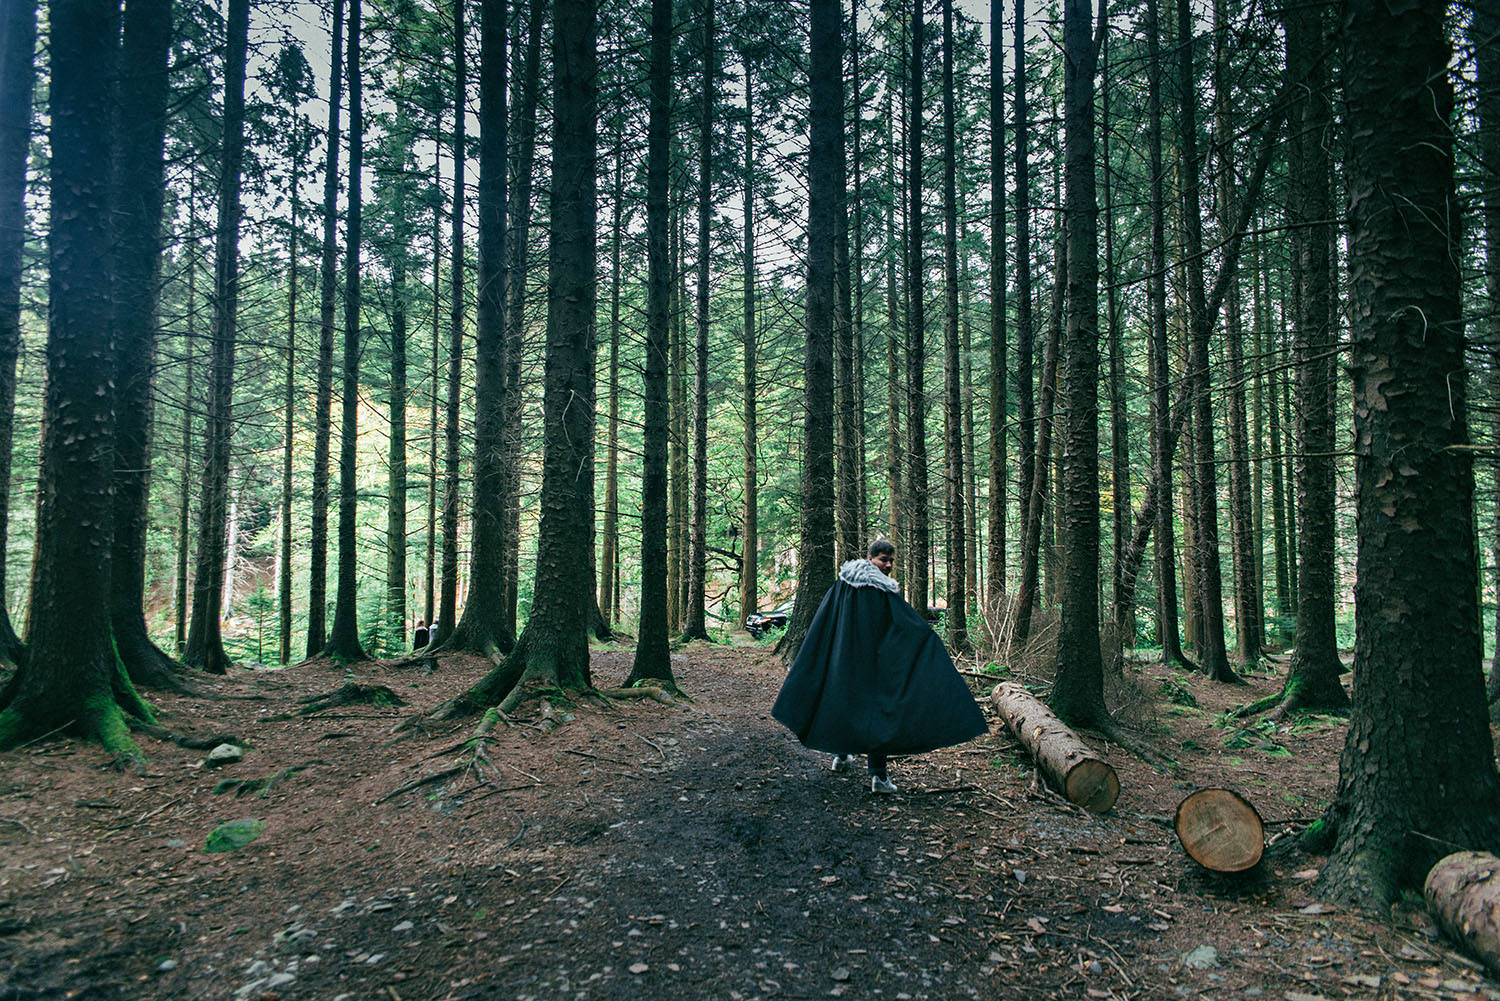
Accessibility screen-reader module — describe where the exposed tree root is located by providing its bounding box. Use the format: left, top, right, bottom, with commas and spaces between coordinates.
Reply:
213, 761, 323, 798
595, 686, 680, 706
1090, 718, 1177, 774
295, 683, 406, 716
132, 722, 248, 750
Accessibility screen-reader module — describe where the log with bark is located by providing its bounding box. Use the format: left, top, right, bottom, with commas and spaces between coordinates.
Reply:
1174, 787, 1263, 872
991, 682, 1119, 812
1425, 850, 1500, 975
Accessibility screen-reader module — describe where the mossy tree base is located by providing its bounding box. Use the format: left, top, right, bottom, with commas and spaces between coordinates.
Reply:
0, 651, 155, 767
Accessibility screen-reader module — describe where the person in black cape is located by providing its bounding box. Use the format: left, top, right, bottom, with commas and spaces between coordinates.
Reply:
771, 539, 988, 794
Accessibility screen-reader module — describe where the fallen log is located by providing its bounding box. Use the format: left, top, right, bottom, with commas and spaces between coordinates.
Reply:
1174, 787, 1263, 872
1425, 851, 1500, 975
991, 682, 1119, 812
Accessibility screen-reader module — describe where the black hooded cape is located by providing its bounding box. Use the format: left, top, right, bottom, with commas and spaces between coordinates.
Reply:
771, 560, 988, 756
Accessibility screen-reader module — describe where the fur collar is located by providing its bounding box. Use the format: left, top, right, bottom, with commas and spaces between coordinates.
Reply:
839, 558, 900, 593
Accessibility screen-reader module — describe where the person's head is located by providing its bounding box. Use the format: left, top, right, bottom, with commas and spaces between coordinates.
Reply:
868, 539, 895, 575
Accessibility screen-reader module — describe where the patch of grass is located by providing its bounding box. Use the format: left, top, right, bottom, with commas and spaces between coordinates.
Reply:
1178, 739, 1202, 752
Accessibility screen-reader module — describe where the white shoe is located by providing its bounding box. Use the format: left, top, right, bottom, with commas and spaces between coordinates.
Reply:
831, 754, 857, 773
870, 774, 898, 794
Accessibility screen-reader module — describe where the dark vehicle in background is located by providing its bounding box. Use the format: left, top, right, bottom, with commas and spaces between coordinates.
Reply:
745, 598, 795, 638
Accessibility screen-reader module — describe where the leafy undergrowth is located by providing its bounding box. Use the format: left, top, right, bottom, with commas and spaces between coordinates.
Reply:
0, 643, 1493, 1000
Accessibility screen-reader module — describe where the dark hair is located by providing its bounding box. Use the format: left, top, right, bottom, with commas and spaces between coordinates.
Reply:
868, 539, 895, 558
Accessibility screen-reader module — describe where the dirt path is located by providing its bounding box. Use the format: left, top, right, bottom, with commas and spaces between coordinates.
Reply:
2, 643, 1498, 1000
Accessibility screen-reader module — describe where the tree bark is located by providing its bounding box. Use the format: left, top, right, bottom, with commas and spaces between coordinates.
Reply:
992, 683, 1119, 813
1101, 24, 1130, 653
501, 0, 545, 640
601, 142, 622, 626
1049, 0, 1106, 727
904, 0, 929, 619
940, 0, 967, 652
985, 0, 1007, 629
385, 162, 408, 656
1215, 0, 1260, 666
307, 0, 345, 657
777, 0, 841, 663
437, 0, 468, 644
682, 0, 715, 642
109, 0, 181, 689
0, 0, 153, 758
1175, 0, 1237, 684
183, 0, 250, 675
1316, 0, 1500, 902
628, 0, 675, 687
739, 52, 758, 633
323, 0, 368, 663
443, 0, 515, 660
1013, 0, 1035, 554
1274, 0, 1345, 714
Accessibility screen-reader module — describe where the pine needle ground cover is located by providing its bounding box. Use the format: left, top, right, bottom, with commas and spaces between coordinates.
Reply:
0, 645, 1492, 1000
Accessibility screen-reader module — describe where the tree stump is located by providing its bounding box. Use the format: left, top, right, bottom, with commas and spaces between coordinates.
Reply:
1425, 851, 1500, 975
990, 682, 1119, 812
1174, 788, 1263, 872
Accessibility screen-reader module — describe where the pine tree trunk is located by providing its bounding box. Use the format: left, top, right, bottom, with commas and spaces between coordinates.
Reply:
425, 132, 441, 632
1478, 1, 1500, 710
0, 0, 36, 665
668, 213, 685, 634
307, 0, 345, 657
628, 0, 674, 686
1049, 0, 1106, 727
183, 0, 250, 675
175, 186, 197, 654
885, 87, 903, 558
940, 0, 967, 651
386, 195, 408, 656
1102, 26, 1130, 652
437, 0, 467, 643
501, 0, 545, 640
739, 54, 758, 633
778, 0, 841, 662
1175, 0, 1237, 683
1146, 0, 1188, 668
110, 0, 180, 688
323, 0, 368, 663
985, 0, 1008, 623
447, 0, 512, 660
683, 0, 714, 642
1012, 274, 1060, 647
281, 152, 299, 666
601, 144, 622, 626
0, 0, 152, 759
1215, 0, 1260, 666
1013, 0, 1035, 552
1276, 0, 1345, 713
1318, 0, 1500, 900
516, 0, 598, 689
904, 1, 929, 618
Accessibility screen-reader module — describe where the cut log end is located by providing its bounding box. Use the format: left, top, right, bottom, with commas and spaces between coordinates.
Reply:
1174, 787, 1264, 872
1064, 759, 1120, 813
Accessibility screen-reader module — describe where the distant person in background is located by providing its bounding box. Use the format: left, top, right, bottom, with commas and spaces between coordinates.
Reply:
413, 620, 429, 650
771, 539, 987, 794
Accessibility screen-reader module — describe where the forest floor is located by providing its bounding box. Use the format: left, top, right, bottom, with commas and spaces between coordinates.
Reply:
0, 638, 1496, 1001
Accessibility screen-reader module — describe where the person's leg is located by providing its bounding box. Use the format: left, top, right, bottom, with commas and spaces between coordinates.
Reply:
867, 752, 888, 777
